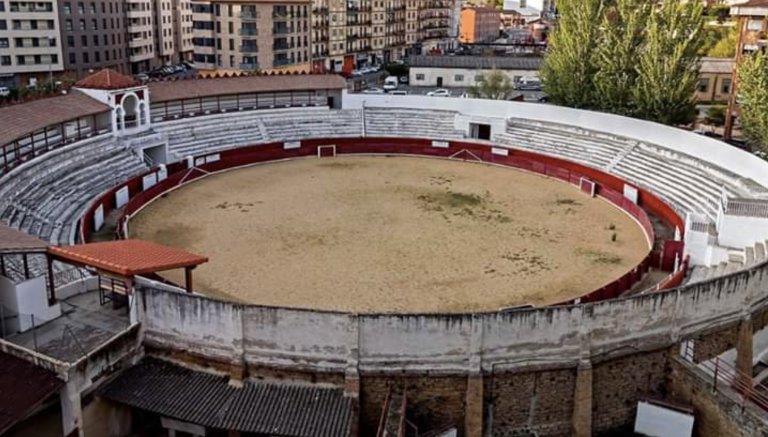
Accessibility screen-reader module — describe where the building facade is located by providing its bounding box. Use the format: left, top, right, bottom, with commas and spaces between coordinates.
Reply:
0, 0, 64, 87
126, 0, 193, 74
724, 0, 767, 139
695, 57, 734, 102
58, 0, 130, 79
407, 54, 540, 87
190, 0, 312, 72
459, 6, 500, 43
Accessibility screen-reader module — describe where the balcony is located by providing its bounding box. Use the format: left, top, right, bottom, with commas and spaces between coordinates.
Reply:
239, 62, 259, 70
239, 28, 258, 37
273, 41, 292, 51
313, 7, 329, 14
239, 11, 258, 20
273, 11, 290, 20
273, 58, 292, 67
273, 26, 291, 34
239, 45, 258, 53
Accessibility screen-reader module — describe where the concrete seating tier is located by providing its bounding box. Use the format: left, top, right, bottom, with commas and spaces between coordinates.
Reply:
363, 107, 464, 140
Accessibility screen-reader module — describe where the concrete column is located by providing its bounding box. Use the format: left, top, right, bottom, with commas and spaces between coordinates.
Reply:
735, 316, 754, 390
465, 374, 484, 437
60, 381, 83, 437
572, 361, 593, 437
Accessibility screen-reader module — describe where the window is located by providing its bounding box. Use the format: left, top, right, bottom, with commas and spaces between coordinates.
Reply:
77, 2, 84, 13
722, 78, 732, 94
93, 34, 98, 46
0, 56, 10, 66
0, 20, 5, 31
79, 19, 86, 30
92, 18, 97, 30
698, 78, 709, 93
81, 35, 87, 46
454, 74, 464, 82
89, 2, 95, 13
747, 19, 763, 32
83, 52, 89, 63
64, 2, 71, 14
94, 51, 99, 62
0, 38, 7, 49
416, 73, 425, 81
69, 52, 75, 64
67, 35, 74, 47
66, 19, 72, 31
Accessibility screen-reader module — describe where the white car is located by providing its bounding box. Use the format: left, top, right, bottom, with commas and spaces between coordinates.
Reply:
0, 87, 10, 97
362, 87, 385, 94
427, 89, 451, 97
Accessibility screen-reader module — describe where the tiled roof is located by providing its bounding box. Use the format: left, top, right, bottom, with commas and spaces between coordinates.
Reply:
75, 69, 140, 90
0, 224, 48, 254
0, 90, 110, 146
100, 358, 354, 437
147, 74, 346, 103
0, 352, 63, 435
48, 240, 208, 276
409, 55, 543, 70
699, 57, 735, 74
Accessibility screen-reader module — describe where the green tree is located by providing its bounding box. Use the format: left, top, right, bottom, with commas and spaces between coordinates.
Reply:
632, 0, 704, 125
467, 70, 516, 100
707, 26, 737, 58
540, 0, 604, 108
737, 50, 768, 151
704, 105, 726, 126
593, 0, 650, 115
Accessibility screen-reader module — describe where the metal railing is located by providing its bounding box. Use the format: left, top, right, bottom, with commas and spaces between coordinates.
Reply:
681, 340, 768, 412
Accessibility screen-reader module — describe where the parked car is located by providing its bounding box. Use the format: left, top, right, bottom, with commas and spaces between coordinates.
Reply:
383, 76, 399, 91
136, 73, 150, 82
362, 87, 385, 94
398, 76, 409, 84
350, 69, 364, 77
0, 87, 10, 97
514, 77, 543, 91
427, 88, 451, 97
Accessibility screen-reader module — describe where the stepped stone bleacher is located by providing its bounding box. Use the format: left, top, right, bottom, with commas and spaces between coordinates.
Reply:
0, 134, 148, 251
154, 107, 364, 158
363, 107, 464, 140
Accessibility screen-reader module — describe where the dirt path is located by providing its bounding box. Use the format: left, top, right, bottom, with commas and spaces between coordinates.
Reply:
130, 156, 649, 313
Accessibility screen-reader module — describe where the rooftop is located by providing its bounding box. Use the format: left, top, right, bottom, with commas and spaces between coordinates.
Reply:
75, 69, 140, 90
100, 357, 354, 437
147, 74, 346, 103
48, 240, 208, 277
0, 352, 63, 434
700, 57, 735, 74
409, 55, 543, 70
0, 90, 110, 146
0, 224, 48, 254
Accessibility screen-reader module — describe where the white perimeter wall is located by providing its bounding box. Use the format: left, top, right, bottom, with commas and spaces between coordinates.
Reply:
344, 94, 768, 189
408, 67, 539, 88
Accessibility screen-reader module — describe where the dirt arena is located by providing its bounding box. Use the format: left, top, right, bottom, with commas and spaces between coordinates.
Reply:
130, 156, 650, 313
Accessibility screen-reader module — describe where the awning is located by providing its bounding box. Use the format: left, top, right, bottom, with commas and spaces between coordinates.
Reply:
47, 240, 208, 277
100, 358, 354, 437
0, 224, 48, 254
0, 352, 63, 435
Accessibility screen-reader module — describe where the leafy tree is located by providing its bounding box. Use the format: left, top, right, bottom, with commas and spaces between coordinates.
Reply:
385, 63, 408, 78
593, 0, 650, 115
704, 105, 726, 126
737, 50, 768, 152
540, 0, 604, 108
467, 70, 516, 100
707, 26, 737, 58
632, 0, 704, 125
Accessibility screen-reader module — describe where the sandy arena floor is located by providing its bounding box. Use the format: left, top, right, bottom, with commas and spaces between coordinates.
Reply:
130, 156, 649, 313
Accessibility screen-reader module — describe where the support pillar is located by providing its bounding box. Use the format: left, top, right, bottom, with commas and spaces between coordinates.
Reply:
465, 374, 484, 437
735, 316, 754, 390
185, 267, 194, 293
572, 360, 593, 437
60, 381, 83, 437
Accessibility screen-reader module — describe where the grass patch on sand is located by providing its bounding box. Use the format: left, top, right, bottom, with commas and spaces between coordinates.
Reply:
576, 248, 623, 265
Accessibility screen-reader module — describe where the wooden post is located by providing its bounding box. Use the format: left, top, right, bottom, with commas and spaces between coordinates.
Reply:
47, 255, 56, 304
22, 254, 29, 280
185, 267, 194, 293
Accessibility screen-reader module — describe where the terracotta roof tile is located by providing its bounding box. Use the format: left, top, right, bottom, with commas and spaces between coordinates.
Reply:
75, 68, 140, 90
0, 90, 110, 146
147, 74, 346, 103
0, 223, 49, 254
48, 240, 208, 276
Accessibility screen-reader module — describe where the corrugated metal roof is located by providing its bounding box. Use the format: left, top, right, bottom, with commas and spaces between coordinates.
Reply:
408, 55, 543, 70
0, 352, 64, 435
100, 358, 354, 437
0, 90, 110, 146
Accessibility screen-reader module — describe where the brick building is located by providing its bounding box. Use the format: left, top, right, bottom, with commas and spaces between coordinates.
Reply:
459, 6, 500, 43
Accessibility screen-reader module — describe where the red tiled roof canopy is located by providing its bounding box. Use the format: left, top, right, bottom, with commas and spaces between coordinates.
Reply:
48, 240, 208, 276
0, 224, 48, 254
75, 68, 140, 90
0, 352, 63, 435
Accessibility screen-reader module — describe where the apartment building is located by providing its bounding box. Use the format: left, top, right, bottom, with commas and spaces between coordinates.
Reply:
191, 0, 311, 72
0, 0, 64, 87
317, 0, 458, 73
58, 0, 129, 78
724, 0, 767, 139
126, 0, 192, 73
459, 6, 499, 43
